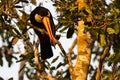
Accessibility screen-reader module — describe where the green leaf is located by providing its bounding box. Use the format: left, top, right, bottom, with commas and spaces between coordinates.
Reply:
50, 66, 56, 70
14, 5, 22, 8
70, 5, 77, 12
107, 27, 115, 34
16, 22, 25, 31
21, 0, 29, 3
51, 56, 59, 64
114, 23, 119, 34
31, 0, 36, 5
5, 54, 13, 67
12, 27, 21, 36
108, 53, 119, 63
59, 26, 68, 33
56, 62, 64, 69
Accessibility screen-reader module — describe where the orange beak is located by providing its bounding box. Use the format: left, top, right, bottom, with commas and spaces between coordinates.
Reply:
35, 13, 57, 43
43, 17, 56, 43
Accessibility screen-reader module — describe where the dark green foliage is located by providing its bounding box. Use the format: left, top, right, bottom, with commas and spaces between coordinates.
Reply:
52, 0, 120, 79
52, 0, 78, 38
51, 56, 59, 63
67, 27, 74, 38
0, 77, 4, 80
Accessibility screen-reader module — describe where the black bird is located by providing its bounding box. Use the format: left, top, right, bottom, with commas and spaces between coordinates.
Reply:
30, 6, 57, 60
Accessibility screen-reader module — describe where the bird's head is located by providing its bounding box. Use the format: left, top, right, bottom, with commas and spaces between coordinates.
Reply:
30, 6, 52, 24
31, 6, 51, 23
30, 6, 57, 43
34, 11, 50, 23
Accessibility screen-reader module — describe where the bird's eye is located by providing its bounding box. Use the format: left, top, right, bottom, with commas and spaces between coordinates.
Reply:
35, 14, 43, 23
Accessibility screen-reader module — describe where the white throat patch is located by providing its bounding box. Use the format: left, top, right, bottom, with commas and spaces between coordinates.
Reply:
34, 14, 43, 23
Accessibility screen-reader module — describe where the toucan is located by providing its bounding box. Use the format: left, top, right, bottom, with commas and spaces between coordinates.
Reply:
30, 6, 57, 60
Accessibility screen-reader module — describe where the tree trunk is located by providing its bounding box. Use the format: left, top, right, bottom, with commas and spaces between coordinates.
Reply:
73, 20, 91, 80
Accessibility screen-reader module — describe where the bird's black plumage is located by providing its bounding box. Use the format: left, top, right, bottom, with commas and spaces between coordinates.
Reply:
30, 6, 55, 60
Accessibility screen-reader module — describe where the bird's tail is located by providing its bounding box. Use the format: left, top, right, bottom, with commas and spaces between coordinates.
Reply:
40, 35, 53, 60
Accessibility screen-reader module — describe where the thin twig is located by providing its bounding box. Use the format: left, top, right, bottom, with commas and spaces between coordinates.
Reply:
19, 60, 26, 80
96, 39, 111, 80
67, 38, 77, 75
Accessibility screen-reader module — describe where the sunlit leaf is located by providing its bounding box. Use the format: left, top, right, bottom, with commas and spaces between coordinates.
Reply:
12, 37, 19, 45
86, 16, 92, 22
70, 5, 77, 12
107, 27, 115, 34
31, 0, 36, 5
98, 34, 106, 47
108, 53, 119, 63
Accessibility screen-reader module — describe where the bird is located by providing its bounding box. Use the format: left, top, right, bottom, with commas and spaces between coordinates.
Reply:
30, 6, 57, 60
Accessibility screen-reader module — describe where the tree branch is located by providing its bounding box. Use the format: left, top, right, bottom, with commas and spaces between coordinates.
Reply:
67, 38, 77, 76
19, 60, 26, 80
96, 39, 111, 80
